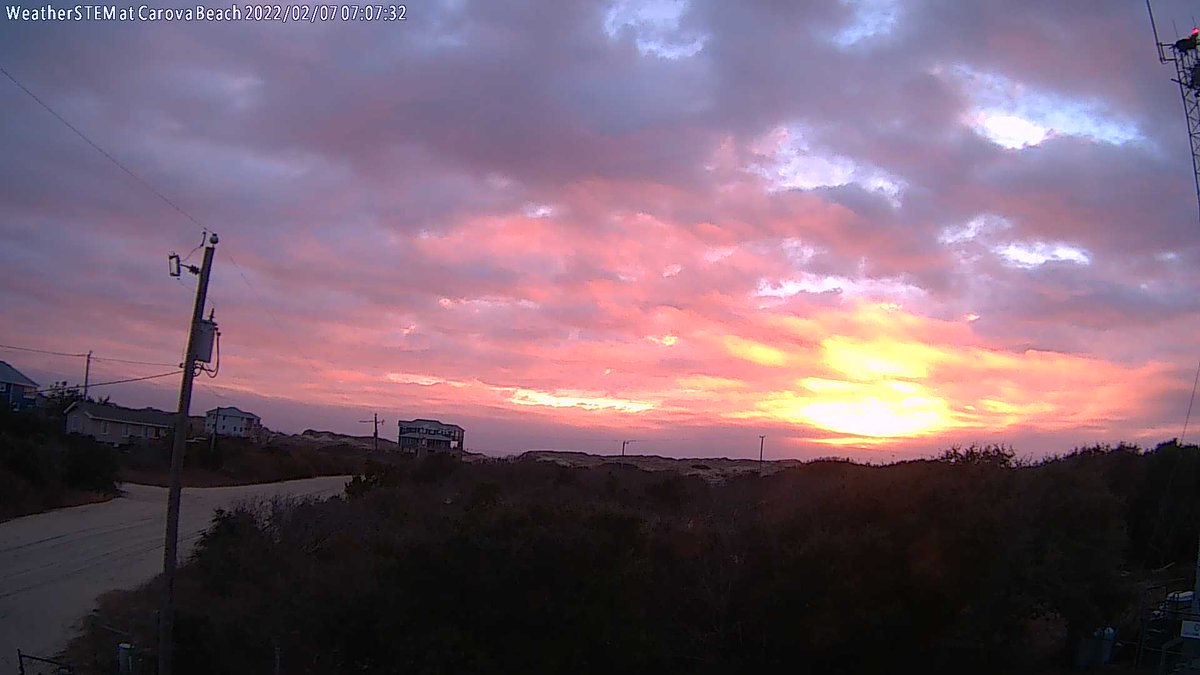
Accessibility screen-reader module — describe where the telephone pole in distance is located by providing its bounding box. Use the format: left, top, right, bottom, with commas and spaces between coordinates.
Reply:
83, 350, 92, 399
360, 413, 384, 452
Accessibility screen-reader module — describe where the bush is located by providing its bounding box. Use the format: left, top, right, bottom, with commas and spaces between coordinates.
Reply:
68, 444, 1180, 674
409, 451, 459, 484
61, 438, 119, 493
0, 408, 119, 519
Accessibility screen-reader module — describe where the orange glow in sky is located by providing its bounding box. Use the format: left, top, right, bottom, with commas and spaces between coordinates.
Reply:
2, 4, 1192, 460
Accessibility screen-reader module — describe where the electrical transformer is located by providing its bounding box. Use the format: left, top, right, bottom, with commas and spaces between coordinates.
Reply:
193, 319, 218, 363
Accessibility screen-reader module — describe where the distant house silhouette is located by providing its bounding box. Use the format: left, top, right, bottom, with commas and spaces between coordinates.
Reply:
65, 400, 173, 445
397, 418, 464, 454
0, 361, 39, 411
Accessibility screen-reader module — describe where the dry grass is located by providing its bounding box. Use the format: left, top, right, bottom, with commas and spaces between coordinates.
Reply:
521, 450, 807, 483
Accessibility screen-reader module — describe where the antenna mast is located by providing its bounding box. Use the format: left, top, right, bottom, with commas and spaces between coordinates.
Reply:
1148, 1, 1200, 219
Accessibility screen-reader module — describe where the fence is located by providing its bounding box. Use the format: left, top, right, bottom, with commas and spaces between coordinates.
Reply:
15, 650, 74, 675
1136, 580, 1200, 673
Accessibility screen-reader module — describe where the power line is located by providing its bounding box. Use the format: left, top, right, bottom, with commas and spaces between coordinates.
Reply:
36, 370, 181, 393
194, 380, 231, 401
224, 249, 327, 376
1182, 358, 1200, 442
75, 370, 182, 388
179, 230, 208, 264
0, 343, 86, 358
0, 64, 208, 232
0, 341, 180, 367
91, 355, 181, 368
6, 63, 326, 381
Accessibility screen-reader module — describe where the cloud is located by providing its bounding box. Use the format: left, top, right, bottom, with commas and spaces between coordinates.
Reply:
2, 0, 1197, 459
946, 65, 1144, 149
604, 0, 708, 59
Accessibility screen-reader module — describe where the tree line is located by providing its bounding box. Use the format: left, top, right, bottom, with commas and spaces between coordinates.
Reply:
65, 440, 1200, 673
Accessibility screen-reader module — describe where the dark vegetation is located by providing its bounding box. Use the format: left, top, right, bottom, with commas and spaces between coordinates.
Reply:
65, 440, 1200, 674
0, 400, 120, 520
118, 433, 369, 487
0, 397, 370, 520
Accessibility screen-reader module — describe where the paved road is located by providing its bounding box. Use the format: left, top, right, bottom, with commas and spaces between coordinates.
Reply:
0, 476, 351, 671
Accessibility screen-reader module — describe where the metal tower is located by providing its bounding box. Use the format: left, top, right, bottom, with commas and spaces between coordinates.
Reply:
1149, 2, 1200, 218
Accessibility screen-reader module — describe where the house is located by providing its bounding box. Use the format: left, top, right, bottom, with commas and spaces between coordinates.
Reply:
65, 401, 174, 445
0, 361, 39, 411
205, 407, 262, 439
397, 418, 465, 454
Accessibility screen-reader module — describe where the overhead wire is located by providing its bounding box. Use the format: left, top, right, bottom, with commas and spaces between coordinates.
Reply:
36, 370, 182, 394
90, 355, 182, 368
2, 63, 330, 381
179, 230, 208, 264
223, 249, 328, 377
0, 343, 86, 358
1182, 359, 1200, 442
0, 65, 209, 232
1, 341, 181, 368
3, 61, 488, 419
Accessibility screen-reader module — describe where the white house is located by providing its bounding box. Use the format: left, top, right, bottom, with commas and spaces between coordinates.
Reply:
205, 406, 262, 439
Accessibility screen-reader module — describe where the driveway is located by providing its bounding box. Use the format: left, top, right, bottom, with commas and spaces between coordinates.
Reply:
0, 476, 351, 671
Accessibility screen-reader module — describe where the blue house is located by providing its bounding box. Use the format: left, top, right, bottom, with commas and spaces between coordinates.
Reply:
0, 361, 39, 411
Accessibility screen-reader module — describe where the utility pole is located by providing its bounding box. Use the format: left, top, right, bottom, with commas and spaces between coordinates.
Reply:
758, 434, 767, 476
159, 233, 217, 675
360, 413, 384, 452
83, 350, 92, 400
621, 439, 638, 457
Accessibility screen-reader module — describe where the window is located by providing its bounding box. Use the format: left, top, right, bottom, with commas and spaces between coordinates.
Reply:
101, 421, 108, 434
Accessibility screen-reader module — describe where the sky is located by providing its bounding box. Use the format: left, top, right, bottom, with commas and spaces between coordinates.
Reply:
2, 0, 1200, 461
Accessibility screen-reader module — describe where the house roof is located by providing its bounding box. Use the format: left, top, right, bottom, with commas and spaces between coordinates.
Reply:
65, 401, 174, 428
399, 418, 464, 431
0, 361, 38, 388
206, 406, 260, 420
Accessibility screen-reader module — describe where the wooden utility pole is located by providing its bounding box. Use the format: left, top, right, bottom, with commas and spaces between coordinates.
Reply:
360, 413, 384, 452
83, 350, 92, 400
758, 435, 766, 476
159, 233, 217, 675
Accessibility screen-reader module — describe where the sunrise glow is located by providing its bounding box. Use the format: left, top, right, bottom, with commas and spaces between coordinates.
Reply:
1, 0, 1195, 460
